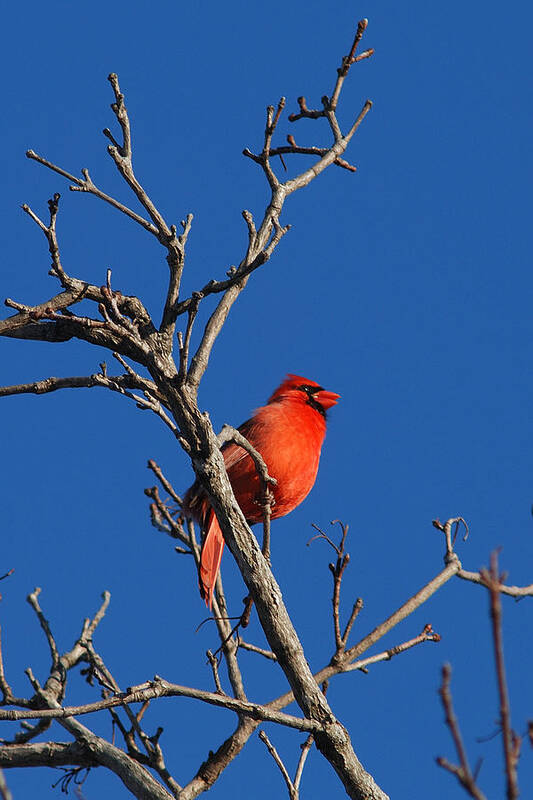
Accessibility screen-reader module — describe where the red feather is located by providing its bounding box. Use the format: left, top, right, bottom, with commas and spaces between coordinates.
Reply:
183, 375, 340, 606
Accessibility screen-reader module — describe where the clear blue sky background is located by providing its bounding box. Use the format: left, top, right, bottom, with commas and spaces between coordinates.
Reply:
1, 2, 532, 798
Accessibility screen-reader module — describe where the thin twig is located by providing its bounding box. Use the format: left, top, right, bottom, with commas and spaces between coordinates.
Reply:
345, 624, 441, 673
206, 651, 225, 695
331, 19, 370, 109
342, 598, 364, 645
458, 569, 533, 598
294, 734, 314, 795
0, 625, 23, 706
268, 558, 462, 712
0, 678, 318, 733
178, 293, 200, 382
147, 460, 183, 506
237, 639, 277, 661
27, 588, 59, 669
259, 731, 296, 799
433, 518, 533, 597
186, 23, 371, 391
144, 486, 193, 549
186, 214, 290, 390
433, 517, 469, 563
18, 194, 153, 334
83, 642, 181, 796
341, 551, 456, 664
25, 151, 157, 235
0, 372, 153, 399
84, 591, 111, 639
244, 139, 357, 172
436, 664, 487, 800
480, 553, 520, 800
309, 521, 354, 655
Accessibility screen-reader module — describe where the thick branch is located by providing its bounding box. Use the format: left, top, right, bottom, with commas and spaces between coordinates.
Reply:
0, 298, 153, 367
0, 741, 95, 770
180, 717, 258, 800
187, 426, 389, 800
1, 282, 149, 340
58, 713, 173, 800
217, 423, 277, 560
0, 319, 74, 342
1, 587, 174, 799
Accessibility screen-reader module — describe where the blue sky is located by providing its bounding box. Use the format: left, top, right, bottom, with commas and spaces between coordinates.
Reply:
1, 1, 532, 798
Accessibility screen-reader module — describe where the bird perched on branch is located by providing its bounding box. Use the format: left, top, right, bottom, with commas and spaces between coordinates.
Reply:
184, 374, 340, 607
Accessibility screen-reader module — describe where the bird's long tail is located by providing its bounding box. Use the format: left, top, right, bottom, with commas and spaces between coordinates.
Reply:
199, 511, 225, 608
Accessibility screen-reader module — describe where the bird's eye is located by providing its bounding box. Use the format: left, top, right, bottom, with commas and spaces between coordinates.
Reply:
296, 384, 323, 395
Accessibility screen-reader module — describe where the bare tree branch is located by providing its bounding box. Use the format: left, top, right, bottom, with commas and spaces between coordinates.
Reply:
58, 713, 174, 800
0, 769, 12, 800
26, 588, 60, 671
436, 664, 488, 800
237, 639, 277, 661
259, 731, 297, 799
0, 371, 156, 400
294, 733, 315, 795
25, 151, 158, 235
268, 556, 460, 713
458, 569, 533, 598
0, 621, 28, 707
147, 459, 183, 505
345, 624, 441, 673
185, 214, 290, 391
480, 553, 521, 800
85, 644, 182, 797
0, 679, 317, 732
180, 717, 257, 799
148, 465, 249, 708
0, 741, 95, 770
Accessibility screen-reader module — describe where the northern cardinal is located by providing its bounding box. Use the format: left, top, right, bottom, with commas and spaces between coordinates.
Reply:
184, 375, 340, 606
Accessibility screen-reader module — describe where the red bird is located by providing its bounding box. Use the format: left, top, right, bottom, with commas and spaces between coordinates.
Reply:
184, 375, 340, 606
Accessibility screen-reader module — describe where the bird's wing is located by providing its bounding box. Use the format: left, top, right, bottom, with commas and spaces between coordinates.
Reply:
221, 417, 262, 472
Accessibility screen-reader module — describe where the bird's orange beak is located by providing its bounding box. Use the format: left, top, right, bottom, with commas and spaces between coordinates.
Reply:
315, 389, 340, 410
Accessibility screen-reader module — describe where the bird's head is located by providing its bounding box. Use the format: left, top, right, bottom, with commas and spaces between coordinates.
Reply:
268, 374, 340, 417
